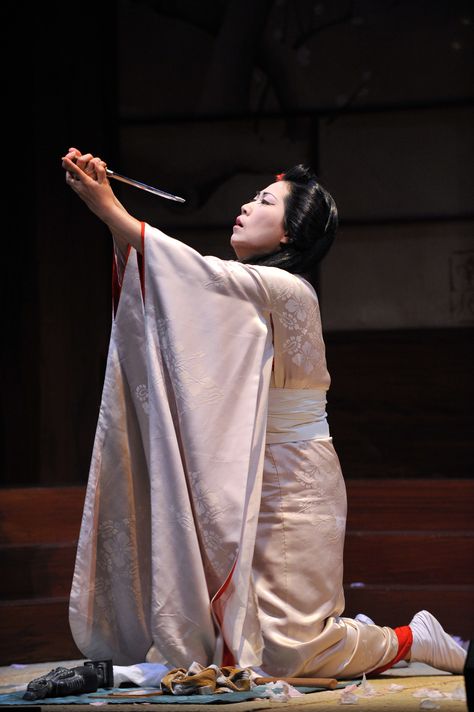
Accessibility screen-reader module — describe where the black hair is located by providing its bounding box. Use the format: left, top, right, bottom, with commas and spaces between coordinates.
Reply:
239, 164, 338, 283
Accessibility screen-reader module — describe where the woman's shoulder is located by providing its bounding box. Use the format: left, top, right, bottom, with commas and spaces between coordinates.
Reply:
250, 264, 318, 299
203, 257, 301, 287
202, 257, 318, 307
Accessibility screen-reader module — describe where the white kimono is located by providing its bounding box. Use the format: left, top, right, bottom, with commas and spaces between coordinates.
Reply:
69, 223, 398, 678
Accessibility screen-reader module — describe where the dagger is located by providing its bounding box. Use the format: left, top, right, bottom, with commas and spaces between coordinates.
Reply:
106, 169, 186, 203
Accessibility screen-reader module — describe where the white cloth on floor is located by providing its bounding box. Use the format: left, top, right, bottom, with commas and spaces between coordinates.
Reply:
113, 662, 168, 688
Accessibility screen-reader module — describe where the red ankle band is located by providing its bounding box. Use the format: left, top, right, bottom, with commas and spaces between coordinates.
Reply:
369, 625, 413, 676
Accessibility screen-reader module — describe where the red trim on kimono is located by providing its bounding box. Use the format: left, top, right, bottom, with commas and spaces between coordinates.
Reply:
221, 641, 236, 667
137, 221, 146, 301
211, 559, 238, 667
369, 625, 413, 676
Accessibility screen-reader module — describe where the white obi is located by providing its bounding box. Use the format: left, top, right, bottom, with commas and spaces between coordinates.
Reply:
266, 387, 330, 444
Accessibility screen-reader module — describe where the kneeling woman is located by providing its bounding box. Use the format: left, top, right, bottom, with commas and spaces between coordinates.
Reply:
62, 149, 466, 679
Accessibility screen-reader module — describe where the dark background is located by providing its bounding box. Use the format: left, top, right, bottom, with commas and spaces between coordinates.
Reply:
3, 0, 473, 487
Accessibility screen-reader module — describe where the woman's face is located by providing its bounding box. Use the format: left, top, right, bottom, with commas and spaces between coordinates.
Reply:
231, 180, 290, 260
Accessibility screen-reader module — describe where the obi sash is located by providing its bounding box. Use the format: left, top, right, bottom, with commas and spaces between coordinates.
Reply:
266, 387, 330, 444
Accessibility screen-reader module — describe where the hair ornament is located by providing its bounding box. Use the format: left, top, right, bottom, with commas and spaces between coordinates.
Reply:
275, 172, 285, 181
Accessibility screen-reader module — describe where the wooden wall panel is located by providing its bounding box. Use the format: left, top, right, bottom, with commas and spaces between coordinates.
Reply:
0, 599, 82, 665
325, 329, 474, 479
0, 487, 84, 545
343, 587, 474, 639
0, 545, 76, 600
344, 532, 474, 586
345, 479, 474, 531
342, 479, 474, 639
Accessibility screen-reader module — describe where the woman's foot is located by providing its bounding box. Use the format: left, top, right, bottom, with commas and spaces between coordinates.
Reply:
409, 610, 467, 674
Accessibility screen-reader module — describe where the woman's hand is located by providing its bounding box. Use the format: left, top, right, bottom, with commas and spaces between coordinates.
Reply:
62, 147, 121, 223
61, 148, 142, 252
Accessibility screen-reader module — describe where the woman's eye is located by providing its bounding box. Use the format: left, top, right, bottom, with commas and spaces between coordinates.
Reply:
251, 194, 271, 205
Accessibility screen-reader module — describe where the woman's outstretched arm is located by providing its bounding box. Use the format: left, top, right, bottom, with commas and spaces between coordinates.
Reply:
61, 147, 142, 254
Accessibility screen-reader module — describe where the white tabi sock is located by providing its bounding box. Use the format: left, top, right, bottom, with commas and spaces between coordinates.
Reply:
409, 610, 467, 674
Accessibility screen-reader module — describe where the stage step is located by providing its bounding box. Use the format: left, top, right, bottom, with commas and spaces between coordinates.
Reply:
1, 481, 473, 664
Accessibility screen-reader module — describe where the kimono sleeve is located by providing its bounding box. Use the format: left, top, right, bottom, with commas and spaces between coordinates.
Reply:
142, 223, 271, 312
71, 221, 276, 668
141, 222, 274, 667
